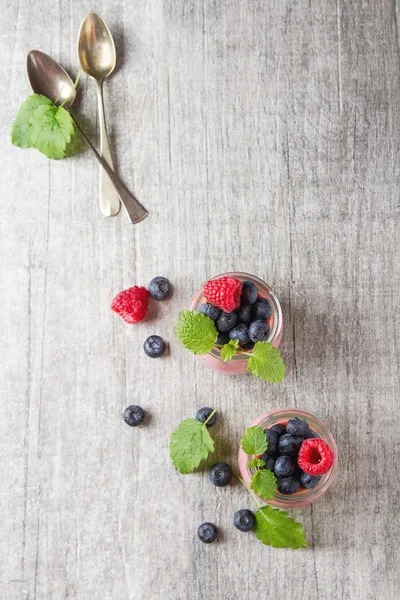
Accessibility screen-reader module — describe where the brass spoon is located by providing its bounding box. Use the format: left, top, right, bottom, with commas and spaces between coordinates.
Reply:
78, 13, 120, 218
27, 50, 148, 224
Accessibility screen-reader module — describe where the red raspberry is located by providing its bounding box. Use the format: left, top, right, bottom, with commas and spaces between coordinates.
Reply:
297, 438, 334, 476
111, 286, 149, 324
203, 277, 243, 313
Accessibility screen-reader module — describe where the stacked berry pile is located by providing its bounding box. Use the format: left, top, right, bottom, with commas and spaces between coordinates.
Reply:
199, 276, 273, 351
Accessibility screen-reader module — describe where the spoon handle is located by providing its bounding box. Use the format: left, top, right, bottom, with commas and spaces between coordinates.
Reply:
96, 80, 121, 217
72, 117, 148, 224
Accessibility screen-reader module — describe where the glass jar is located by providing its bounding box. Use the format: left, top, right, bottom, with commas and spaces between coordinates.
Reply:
238, 409, 338, 508
188, 272, 283, 374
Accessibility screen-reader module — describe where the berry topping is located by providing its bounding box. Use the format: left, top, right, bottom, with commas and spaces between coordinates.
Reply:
278, 434, 303, 456
271, 423, 286, 436
111, 286, 149, 324
241, 340, 255, 350
123, 405, 145, 427
216, 331, 230, 346
277, 476, 301, 495
260, 455, 276, 471
304, 430, 321, 439
286, 417, 310, 438
263, 428, 279, 455
196, 407, 217, 427
216, 311, 237, 332
237, 304, 253, 323
240, 281, 258, 305
228, 323, 250, 345
234, 509, 256, 532
248, 319, 270, 342
209, 462, 233, 487
204, 276, 243, 313
274, 455, 296, 478
300, 472, 321, 489
148, 276, 170, 300
143, 335, 166, 358
199, 303, 221, 320
297, 438, 334, 475
254, 297, 273, 319
198, 522, 218, 543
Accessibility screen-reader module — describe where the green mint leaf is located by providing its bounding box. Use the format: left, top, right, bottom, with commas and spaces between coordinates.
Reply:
220, 339, 239, 362
11, 94, 53, 149
254, 505, 307, 549
28, 103, 75, 159
250, 469, 277, 500
170, 418, 215, 473
247, 341, 285, 383
240, 425, 268, 456
175, 310, 217, 355
248, 458, 266, 469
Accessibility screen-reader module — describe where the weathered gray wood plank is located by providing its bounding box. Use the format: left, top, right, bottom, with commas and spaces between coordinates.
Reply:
0, 0, 399, 598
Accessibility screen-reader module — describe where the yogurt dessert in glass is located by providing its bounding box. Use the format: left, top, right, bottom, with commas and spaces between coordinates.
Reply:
188, 272, 283, 374
238, 409, 338, 508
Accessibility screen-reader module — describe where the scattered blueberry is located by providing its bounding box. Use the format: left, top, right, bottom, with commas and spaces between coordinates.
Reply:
304, 430, 321, 439
237, 304, 253, 323
254, 298, 272, 319
229, 323, 250, 345
241, 340, 255, 350
278, 434, 303, 455
271, 423, 286, 436
148, 276, 170, 300
277, 477, 301, 495
209, 462, 233, 487
198, 522, 218, 543
260, 455, 276, 471
123, 405, 145, 427
216, 311, 237, 332
274, 455, 296, 478
143, 335, 166, 358
263, 428, 279, 455
199, 303, 221, 321
300, 472, 321, 489
196, 407, 216, 427
249, 320, 270, 343
216, 331, 230, 345
240, 281, 258, 305
286, 417, 310, 438
234, 509, 256, 532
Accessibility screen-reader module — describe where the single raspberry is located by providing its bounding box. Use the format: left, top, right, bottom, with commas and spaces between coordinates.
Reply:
203, 277, 243, 313
111, 286, 149, 324
297, 438, 334, 476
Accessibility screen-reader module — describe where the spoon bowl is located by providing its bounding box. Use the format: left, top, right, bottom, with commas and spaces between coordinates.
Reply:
27, 50, 76, 108
78, 13, 116, 82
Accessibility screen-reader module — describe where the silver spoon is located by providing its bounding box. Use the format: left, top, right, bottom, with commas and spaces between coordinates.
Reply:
78, 13, 120, 218
27, 50, 148, 224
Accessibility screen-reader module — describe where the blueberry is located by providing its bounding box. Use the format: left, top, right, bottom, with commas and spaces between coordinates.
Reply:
229, 323, 250, 345
300, 472, 321, 489
234, 509, 256, 532
143, 335, 166, 358
249, 320, 270, 343
216, 311, 237, 332
274, 455, 296, 478
240, 281, 258, 305
216, 331, 230, 345
304, 430, 321, 439
263, 428, 279, 455
260, 455, 276, 471
237, 304, 253, 323
278, 434, 303, 455
123, 405, 145, 427
198, 522, 218, 543
277, 477, 301, 495
271, 423, 286, 436
254, 298, 272, 319
241, 340, 255, 350
199, 303, 221, 321
209, 462, 233, 487
196, 407, 216, 427
286, 417, 310, 438
148, 276, 170, 300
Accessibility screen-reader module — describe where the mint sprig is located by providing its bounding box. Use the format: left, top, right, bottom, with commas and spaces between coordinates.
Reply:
250, 469, 277, 500
247, 342, 285, 383
248, 458, 266, 469
170, 410, 216, 473
220, 339, 239, 362
175, 310, 217, 355
240, 425, 268, 456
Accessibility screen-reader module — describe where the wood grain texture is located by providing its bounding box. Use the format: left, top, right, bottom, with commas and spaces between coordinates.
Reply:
0, 0, 399, 598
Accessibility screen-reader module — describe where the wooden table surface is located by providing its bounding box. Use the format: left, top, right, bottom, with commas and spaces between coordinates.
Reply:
1, 1, 399, 598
